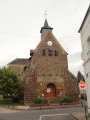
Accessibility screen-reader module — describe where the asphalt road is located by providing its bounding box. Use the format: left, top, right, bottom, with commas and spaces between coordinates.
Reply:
0, 107, 84, 120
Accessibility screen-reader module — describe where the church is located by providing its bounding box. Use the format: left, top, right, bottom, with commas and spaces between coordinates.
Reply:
8, 19, 79, 105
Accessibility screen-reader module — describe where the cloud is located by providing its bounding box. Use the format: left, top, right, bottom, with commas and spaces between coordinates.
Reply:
68, 52, 84, 76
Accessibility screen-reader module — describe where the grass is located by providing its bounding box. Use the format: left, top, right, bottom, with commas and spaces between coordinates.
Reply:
0, 96, 24, 106
0, 96, 4, 100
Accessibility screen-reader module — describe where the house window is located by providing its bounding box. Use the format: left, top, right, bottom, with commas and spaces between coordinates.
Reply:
55, 50, 58, 56
49, 50, 53, 56
42, 49, 45, 56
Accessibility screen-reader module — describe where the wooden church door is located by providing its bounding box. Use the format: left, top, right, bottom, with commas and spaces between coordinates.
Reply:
47, 83, 55, 97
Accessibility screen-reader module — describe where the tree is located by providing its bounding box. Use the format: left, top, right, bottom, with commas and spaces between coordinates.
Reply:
77, 71, 85, 83
0, 67, 22, 100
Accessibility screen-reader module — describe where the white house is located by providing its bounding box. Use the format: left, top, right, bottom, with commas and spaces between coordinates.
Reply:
79, 5, 90, 114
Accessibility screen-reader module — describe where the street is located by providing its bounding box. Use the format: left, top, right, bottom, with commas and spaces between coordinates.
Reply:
0, 107, 84, 120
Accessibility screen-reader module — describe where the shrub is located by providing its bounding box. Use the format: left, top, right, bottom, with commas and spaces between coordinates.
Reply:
34, 98, 42, 104
61, 97, 73, 103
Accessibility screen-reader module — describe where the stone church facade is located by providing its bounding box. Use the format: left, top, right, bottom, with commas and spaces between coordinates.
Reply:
8, 19, 79, 105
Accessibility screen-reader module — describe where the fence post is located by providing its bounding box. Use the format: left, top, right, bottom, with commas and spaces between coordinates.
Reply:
3, 101, 5, 107
12, 104, 14, 110
7, 104, 9, 108
40, 104, 41, 110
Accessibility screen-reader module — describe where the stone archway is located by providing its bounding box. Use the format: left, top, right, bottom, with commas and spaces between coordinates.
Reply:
47, 83, 56, 98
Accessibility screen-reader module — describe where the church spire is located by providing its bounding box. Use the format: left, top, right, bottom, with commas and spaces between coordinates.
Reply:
40, 19, 53, 39
44, 19, 49, 27
40, 19, 53, 33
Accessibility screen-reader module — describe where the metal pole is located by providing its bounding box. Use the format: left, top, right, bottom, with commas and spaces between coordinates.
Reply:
84, 93, 88, 120
85, 106, 88, 120
40, 104, 41, 110
12, 104, 14, 110
3, 101, 5, 107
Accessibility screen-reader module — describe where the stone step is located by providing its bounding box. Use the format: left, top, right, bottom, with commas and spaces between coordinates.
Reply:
47, 98, 59, 104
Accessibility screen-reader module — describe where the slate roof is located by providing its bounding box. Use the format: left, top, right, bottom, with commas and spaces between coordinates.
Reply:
40, 19, 53, 33
8, 58, 29, 65
78, 5, 90, 32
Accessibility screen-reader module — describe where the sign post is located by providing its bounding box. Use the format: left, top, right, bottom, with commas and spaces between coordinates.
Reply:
79, 82, 86, 104
79, 82, 87, 120
79, 73, 82, 80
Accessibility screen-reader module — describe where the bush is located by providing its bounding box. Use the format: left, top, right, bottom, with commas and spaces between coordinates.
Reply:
34, 98, 42, 104
61, 97, 73, 103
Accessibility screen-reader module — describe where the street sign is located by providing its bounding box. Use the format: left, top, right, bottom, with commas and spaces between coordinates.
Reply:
79, 82, 86, 88
80, 92, 86, 94
79, 73, 82, 80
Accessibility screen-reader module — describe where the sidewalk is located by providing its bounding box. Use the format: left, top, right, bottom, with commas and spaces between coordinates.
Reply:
70, 112, 90, 120
0, 106, 21, 113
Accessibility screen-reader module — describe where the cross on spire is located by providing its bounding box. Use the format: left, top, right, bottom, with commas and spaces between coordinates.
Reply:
44, 11, 48, 19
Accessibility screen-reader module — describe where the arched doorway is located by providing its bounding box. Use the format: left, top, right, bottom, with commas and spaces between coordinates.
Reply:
47, 83, 56, 98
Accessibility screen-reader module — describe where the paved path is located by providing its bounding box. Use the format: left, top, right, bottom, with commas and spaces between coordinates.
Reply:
71, 112, 90, 120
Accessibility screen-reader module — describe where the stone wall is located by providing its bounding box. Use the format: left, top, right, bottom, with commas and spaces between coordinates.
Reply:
23, 66, 38, 105
7, 64, 24, 75
37, 76, 65, 98
63, 68, 79, 100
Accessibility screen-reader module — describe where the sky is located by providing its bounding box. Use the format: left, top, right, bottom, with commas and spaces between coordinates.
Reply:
0, 0, 90, 76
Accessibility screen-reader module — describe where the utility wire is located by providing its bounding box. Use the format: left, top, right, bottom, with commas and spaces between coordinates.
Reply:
0, 32, 80, 39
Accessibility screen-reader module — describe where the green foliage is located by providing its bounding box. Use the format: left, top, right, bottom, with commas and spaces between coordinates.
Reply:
34, 98, 42, 104
77, 71, 85, 83
61, 97, 73, 103
0, 98, 13, 105
0, 67, 22, 99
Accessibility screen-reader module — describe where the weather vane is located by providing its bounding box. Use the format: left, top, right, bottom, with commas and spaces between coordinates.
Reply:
44, 11, 48, 19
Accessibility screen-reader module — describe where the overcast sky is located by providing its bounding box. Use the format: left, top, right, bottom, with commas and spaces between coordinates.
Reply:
0, 0, 90, 76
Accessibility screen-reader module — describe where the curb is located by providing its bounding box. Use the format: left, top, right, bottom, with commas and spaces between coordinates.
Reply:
28, 104, 82, 111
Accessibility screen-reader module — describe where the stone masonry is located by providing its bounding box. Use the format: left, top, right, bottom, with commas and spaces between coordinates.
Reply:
8, 19, 79, 105
22, 28, 79, 105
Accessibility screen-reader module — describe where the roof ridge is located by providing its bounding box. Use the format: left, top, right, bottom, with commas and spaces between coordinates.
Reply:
8, 58, 29, 65
78, 5, 90, 32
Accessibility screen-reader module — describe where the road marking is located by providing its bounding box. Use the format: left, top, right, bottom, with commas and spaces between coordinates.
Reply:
39, 113, 70, 120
